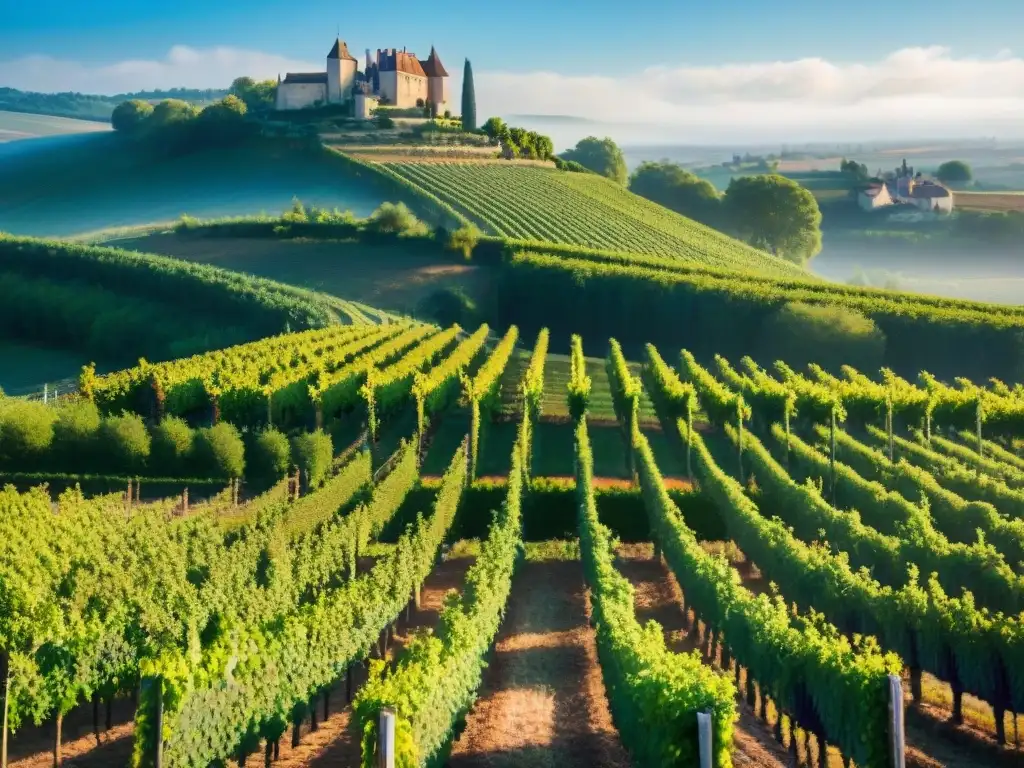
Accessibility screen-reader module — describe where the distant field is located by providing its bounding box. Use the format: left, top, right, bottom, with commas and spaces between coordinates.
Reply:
109, 232, 486, 317
378, 161, 807, 276
954, 191, 1024, 212
0, 135, 389, 237
0, 110, 110, 143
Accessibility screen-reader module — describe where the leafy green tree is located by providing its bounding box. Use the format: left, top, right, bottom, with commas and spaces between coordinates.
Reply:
936, 160, 972, 184
229, 77, 277, 111
250, 427, 291, 481
111, 99, 154, 134
195, 95, 251, 145
482, 116, 506, 144
418, 287, 478, 327
151, 416, 194, 474
193, 422, 246, 479
447, 224, 481, 259
560, 136, 628, 184
723, 174, 822, 264
291, 431, 333, 489
148, 99, 200, 128
461, 59, 477, 131
629, 162, 722, 227
101, 413, 152, 473
839, 158, 869, 180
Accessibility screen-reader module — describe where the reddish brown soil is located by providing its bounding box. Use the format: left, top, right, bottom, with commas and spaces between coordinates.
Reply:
445, 559, 630, 768
615, 543, 790, 768
283, 554, 475, 767
8, 696, 136, 768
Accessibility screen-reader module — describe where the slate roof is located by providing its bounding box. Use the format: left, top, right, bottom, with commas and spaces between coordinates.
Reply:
282, 72, 328, 84
327, 38, 358, 61
911, 182, 951, 199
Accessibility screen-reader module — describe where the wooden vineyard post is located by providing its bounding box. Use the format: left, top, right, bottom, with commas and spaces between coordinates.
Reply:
889, 674, 905, 768
697, 711, 713, 768
154, 677, 164, 768
2, 666, 10, 768
829, 408, 837, 503
976, 401, 984, 467
737, 408, 745, 485
377, 709, 395, 768
686, 407, 693, 482
886, 396, 894, 462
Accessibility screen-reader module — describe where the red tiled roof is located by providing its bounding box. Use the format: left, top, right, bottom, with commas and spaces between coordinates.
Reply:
378, 49, 427, 77
327, 39, 358, 61
420, 46, 448, 77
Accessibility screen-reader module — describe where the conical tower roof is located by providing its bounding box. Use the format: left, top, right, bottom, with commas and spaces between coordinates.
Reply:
327, 38, 357, 61
420, 46, 448, 77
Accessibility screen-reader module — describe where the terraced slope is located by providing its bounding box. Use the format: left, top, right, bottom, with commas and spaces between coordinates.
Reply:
376, 161, 808, 277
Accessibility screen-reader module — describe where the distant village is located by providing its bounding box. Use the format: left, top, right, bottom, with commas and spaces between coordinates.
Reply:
856, 159, 954, 214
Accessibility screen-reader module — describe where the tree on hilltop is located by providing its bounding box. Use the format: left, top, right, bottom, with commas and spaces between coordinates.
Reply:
560, 137, 628, 184
482, 116, 506, 144
229, 76, 277, 111
111, 99, 154, 134
839, 158, 869, 180
723, 174, 822, 264
149, 99, 201, 128
629, 162, 722, 227
936, 160, 972, 185
461, 59, 477, 131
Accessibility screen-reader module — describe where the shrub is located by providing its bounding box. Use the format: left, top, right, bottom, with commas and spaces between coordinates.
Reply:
250, 427, 292, 480
291, 431, 333, 490
193, 422, 246, 479
52, 400, 101, 466
756, 302, 886, 374
101, 413, 152, 473
446, 224, 481, 260
366, 202, 428, 236
151, 416, 195, 474
0, 400, 55, 463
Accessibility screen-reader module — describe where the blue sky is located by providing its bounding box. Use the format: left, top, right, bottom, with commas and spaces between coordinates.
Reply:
4, 0, 1023, 74
6, 0, 1024, 142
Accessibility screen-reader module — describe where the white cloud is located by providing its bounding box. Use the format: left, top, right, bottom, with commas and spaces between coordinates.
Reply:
5, 45, 1024, 142
0, 46, 320, 94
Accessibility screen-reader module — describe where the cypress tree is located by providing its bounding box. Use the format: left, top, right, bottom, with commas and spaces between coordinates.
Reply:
461, 58, 477, 131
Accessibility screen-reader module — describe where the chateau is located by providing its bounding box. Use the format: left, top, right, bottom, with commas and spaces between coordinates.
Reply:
275, 37, 450, 116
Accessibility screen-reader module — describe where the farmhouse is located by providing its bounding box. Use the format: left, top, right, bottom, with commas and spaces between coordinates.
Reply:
857, 183, 893, 211
275, 37, 450, 113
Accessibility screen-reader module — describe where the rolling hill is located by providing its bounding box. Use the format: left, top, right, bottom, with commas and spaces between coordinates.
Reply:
0, 135, 389, 237
0, 109, 111, 142
372, 160, 809, 277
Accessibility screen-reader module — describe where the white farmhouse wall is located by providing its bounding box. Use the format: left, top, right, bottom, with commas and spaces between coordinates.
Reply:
276, 83, 327, 110
354, 94, 379, 119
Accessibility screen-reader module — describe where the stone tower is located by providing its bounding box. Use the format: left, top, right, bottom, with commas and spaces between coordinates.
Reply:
326, 38, 358, 104
422, 46, 449, 111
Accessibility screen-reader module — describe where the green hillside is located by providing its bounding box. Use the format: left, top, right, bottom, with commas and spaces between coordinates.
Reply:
0, 110, 111, 142
376, 161, 808, 277
0, 136, 389, 237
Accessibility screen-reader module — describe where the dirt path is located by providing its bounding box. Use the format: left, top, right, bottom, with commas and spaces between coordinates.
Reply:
445, 559, 629, 768
615, 543, 789, 768
286, 554, 475, 768
8, 696, 136, 768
